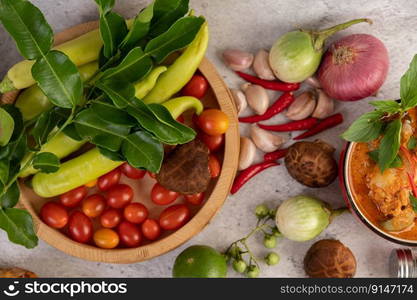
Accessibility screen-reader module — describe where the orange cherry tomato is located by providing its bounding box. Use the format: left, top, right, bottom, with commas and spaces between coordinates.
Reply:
100, 209, 122, 228
208, 154, 221, 178
151, 183, 179, 206
40, 202, 68, 229
123, 203, 148, 224
159, 204, 190, 230
120, 163, 146, 179
181, 74, 209, 99
85, 179, 97, 188
93, 228, 120, 249
82, 194, 106, 218
197, 109, 229, 136
141, 219, 162, 241
184, 192, 205, 206
97, 168, 121, 191
118, 221, 142, 248
199, 132, 224, 152
106, 184, 134, 209
59, 186, 87, 208
68, 211, 93, 244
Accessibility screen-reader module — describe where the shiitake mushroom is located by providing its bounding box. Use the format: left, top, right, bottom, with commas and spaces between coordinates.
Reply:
285, 140, 337, 187
304, 239, 356, 278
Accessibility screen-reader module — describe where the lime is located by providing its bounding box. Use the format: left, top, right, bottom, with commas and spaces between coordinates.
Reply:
172, 245, 227, 278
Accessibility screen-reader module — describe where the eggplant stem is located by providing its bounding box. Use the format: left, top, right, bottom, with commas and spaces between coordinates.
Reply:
312, 18, 372, 52
329, 207, 350, 223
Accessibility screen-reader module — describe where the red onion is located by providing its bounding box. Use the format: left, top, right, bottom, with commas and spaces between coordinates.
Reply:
317, 34, 389, 101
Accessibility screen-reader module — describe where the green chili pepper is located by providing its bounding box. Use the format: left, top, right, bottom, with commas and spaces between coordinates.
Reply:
15, 61, 99, 121
162, 96, 203, 119
134, 66, 167, 99
143, 22, 209, 104
19, 132, 86, 178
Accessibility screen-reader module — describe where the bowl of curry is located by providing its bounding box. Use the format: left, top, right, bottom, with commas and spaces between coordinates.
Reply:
340, 111, 417, 245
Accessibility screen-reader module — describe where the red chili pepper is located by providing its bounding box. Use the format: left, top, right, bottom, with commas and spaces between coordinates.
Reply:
230, 161, 279, 194
258, 118, 318, 132
239, 92, 294, 123
400, 146, 416, 179
264, 149, 288, 162
407, 173, 417, 197
293, 113, 344, 140
235, 71, 300, 92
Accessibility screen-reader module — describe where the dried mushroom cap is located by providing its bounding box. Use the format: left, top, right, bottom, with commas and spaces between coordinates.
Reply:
0, 267, 37, 278
156, 139, 211, 195
304, 239, 356, 278
285, 140, 337, 188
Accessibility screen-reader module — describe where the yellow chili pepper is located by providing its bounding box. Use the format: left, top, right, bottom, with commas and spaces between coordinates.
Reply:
85, 179, 98, 188
15, 61, 98, 121
134, 66, 167, 99
162, 96, 203, 119
143, 22, 209, 104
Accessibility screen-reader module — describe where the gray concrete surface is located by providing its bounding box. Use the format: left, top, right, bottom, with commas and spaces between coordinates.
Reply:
1, 0, 417, 277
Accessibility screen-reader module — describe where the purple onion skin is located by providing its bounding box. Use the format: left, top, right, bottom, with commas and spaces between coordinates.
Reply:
318, 34, 389, 101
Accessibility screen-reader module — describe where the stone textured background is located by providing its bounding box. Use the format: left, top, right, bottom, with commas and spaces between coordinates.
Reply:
1, 0, 417, 277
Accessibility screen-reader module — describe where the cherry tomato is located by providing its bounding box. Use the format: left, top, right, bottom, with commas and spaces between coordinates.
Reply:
151, 183, 179, 205
85, 179, 97, 188
208, 154, 221, 178
100, 209, 122, 228
59, 186, 87, 208
181, 74, 208, 99
106, 184, 134, 209
40, 202, 68, 229
184, 192, 205, 206
141, 219, 161, 241
124, 203, 148, 224
98, 168, 121, 191
148, 171, 156, 179
199, 132, 224, 152
159, 204, 190, 230
197, 109, 229, 136
93, 228, 120, 249
120, 163, 146, 179
68, 211, 93, 243
82, 194, 106, 218
118, 221, 142, 247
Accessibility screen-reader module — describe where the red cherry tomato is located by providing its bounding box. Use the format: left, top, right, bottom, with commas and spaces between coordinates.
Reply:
68, 211, 93, 243
197, 109, 229, 136
120, 163, 146, 179
97, 168, 121, 191
123, 203, 148, 224
141, 219, 162, 241
82, 194, 106, 218
106, 184, 134, 209
59, 186, 87, 208
148, 171, 156, 179
181, 74, 208, 99
208, 154, 221, 178
159, 204, 190, 230
118, 221, 142, 247
40, 202, 68, 229
151, 183, 179, 206
199, 132, 224, 152
184, 193, 205, 206
100, 209, 122, 228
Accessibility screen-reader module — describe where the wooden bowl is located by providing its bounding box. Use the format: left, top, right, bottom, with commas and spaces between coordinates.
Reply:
3, 21, 239, 263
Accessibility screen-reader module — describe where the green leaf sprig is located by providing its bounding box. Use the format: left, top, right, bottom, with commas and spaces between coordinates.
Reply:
342, 54, 417, 172
0, 0, 204, 248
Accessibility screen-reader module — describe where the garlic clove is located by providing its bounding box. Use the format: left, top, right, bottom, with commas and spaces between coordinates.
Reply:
231, 88, 248, 116
244, 84, 269, 115
239, 136, 256, 170
240, 82, 251, 92
286, 90, 317, 121
304, 76, 321, 88
312, 89, 334, 119
222, 49, 254, 71
253, 49, 276, 80
250, 125, 286, 153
